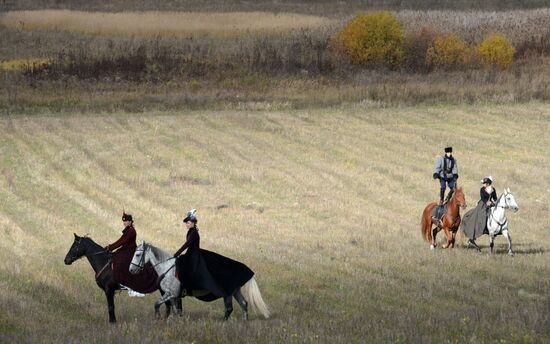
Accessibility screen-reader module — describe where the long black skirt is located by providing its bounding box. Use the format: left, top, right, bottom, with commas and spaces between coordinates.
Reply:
176, 248, 254, 302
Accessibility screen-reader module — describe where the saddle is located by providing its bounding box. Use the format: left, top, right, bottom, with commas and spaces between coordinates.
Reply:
431, 204, 448, 223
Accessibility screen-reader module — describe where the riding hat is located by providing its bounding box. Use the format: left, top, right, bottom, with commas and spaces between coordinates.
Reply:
183, 209, 197, 223
444, 146, 453, 153
481, 176, 493, 184
122, 211, 133, 222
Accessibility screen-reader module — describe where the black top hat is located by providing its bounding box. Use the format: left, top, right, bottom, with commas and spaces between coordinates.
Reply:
122, 212, 133, 222
444, 147, 453, 153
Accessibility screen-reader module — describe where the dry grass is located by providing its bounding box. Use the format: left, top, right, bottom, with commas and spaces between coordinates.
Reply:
0, 10, 336, 38
0, 58, 52, 71
396, 9, 550, 48
0, 104, 548, 343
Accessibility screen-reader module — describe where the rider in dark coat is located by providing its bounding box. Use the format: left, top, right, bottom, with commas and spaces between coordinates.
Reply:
461, 176, 498, 250
433, 146, 459, 205
432, 146, 459, 220
174, 209, 254, 301
105, 212, 158, 293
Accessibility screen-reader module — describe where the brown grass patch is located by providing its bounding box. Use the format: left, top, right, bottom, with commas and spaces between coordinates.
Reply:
0, 10, 336, 37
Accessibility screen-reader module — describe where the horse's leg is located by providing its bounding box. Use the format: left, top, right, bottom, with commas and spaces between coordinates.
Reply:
154, 292, 174, 319
234, 288, 248, 320
489, 235, 495, 254
451, 231, 457, 248
503, 230, 513, 256
174, 296, 183, 316
431, 225, 438, 249
441, 227, 452, 249
160, 290, 171, 319
105, 287, 116, 323
223, 296, 233, 321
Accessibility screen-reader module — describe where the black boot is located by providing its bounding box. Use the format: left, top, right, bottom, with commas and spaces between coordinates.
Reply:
445, 189, 454, 203
439, 189, 446, 205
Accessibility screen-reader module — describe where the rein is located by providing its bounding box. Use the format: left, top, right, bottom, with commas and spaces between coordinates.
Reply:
131, 246, 175, 272
71, 237, 112, 279
445, 190, 464, 228
95, 259, 112, 280
489, 191, 510, 232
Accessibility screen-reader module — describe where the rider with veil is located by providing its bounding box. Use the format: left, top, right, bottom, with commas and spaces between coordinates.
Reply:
174, 209, 254, 301
461, 176, 498, 250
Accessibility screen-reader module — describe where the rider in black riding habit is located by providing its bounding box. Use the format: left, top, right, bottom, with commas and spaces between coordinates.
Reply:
462, 176, 498, 250
174, 209, 254, 304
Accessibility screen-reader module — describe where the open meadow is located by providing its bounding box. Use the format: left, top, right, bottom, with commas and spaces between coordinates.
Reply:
0, 104, 549, 343
1, 1, 550, 343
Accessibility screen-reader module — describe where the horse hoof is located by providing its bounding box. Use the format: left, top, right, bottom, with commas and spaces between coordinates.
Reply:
430, 245, 435, 250
508, 252, 514, 257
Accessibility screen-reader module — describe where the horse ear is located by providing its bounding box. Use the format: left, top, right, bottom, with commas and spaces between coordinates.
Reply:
507, 187, 511, 193
74, 233, 79, 239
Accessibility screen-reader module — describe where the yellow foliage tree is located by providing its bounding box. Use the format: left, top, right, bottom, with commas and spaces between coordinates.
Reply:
476, 33, 516, 70
332, 11, 404, 68
426, 33, 471, 70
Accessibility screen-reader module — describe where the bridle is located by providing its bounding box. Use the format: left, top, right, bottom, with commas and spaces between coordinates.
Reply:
489, 190, 516, 231
130, 246, 147, 273
67, 237, 107, 263
130, 244, 176, 273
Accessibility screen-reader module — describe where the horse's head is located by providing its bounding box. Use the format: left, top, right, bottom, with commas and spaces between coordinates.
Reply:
454, 187, 467, 209
503, 188, 519, 212
129, 241, 148, 274
64, 233, 87, 265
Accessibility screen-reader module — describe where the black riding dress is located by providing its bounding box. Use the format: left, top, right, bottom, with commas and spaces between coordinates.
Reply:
175, 227, 254, 302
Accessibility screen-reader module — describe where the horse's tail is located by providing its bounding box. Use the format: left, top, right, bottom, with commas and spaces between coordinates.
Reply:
421, 203, 435, 242
241, 276, 270, 319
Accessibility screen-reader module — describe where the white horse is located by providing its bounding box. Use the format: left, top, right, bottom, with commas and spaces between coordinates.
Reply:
129, 242, 270, 320
487, 188, 519, 256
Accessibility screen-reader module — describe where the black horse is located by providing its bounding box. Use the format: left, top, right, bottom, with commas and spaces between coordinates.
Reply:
64, 233, 181, 323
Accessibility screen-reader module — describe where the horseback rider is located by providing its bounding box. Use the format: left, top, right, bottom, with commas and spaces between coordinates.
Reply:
433, 146, 459, 205
480, 176, 498, 208
461, 176, 498, 250
105, 212, 137, 257
174, 209, 202, 293
174, 209, 254, 306
104, 212, 157, 294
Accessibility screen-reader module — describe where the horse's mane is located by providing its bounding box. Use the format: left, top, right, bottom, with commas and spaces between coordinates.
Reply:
80, 235, 103, 250
143, 242, 172, 261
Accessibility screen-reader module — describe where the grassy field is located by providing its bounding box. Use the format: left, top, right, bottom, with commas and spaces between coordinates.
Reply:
0, 103, 548, 343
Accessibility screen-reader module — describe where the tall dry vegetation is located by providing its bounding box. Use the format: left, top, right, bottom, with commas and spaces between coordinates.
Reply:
2, 8, 550, 113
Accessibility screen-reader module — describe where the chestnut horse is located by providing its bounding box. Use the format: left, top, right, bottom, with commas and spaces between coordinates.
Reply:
421, 187, 467, 249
